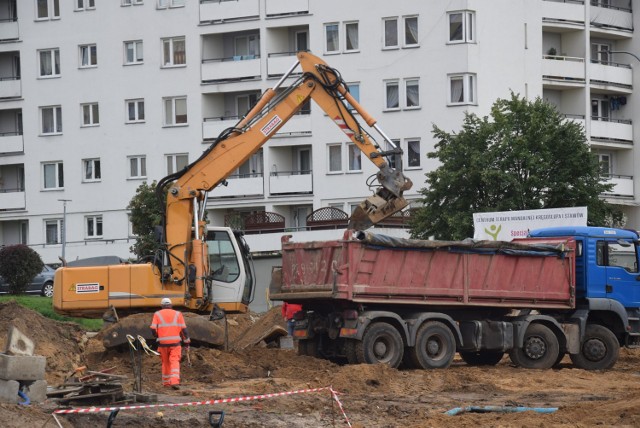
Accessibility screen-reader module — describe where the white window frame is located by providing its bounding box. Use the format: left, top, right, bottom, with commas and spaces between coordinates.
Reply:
45, 219, 63, 245
75, 0, 95, 11
327, 143, 343, 174
324, 23, 339, 54
448, 11, 476, 44
157, 0, 184, 8
166, 153, 189, 175
404, 15, 419, 47
163, 96, 187, 126
405, 78, 420, 109
38, 48, 60, 78
85, 215, 103, 239
128, 155, 147, 179
598, 152, 612, 176
36, 0, 60, 20
83, 158, 101, 182
79, 44, 98, 68
124, 40, 144, 65
383, 17, 399, 49
122, 0, 144, 5
162, 36, 186, 67
405, 138, 421, 169
42, 161, 64, 190
345, 82, 360, 110
448, 73, 476, 106
347, 143, 362, 173
81, 103, 99, 127
126, 99, 145, 123
344, 21, 359, 53
384, 80, 400, 110
40, 105, 62, 135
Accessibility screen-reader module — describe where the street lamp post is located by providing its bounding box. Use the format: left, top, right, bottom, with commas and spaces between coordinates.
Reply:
57, 199, 71, 262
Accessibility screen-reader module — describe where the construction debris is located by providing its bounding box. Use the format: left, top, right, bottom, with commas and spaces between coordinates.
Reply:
0, 326, 47, 405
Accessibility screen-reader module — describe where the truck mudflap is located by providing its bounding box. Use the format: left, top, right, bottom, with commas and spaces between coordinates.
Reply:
101, 313, 225, 349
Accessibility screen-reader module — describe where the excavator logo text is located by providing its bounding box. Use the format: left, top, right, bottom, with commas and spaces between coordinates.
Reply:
70, 283, 101, 294
261, 115, 282, 136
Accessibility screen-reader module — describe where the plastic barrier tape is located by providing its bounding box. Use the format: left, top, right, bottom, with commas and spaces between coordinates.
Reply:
330, 387, 352, 428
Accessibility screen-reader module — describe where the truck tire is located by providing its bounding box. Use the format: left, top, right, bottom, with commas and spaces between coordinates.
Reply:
459, 350, 504, 366
570, 324, 619, 370
509, 323, 559, 369
344, 339, 358, 364
408, 321, 456, 369
355, 322, 404, 368
298, 337, 319, 358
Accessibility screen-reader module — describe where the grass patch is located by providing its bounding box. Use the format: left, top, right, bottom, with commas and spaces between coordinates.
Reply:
0, 295, 103, 331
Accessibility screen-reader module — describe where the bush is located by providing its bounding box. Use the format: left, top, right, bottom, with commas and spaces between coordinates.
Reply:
0, 245, 44, 294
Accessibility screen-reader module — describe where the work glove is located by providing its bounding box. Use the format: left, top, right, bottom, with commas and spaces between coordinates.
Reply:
184, 338, 191, 349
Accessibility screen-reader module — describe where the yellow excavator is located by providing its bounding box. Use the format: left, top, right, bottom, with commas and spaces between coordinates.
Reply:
52, 51, 413, 348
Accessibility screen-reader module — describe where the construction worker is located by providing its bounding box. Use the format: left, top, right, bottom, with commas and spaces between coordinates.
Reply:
150, 298, 190, 390
281, 302, 303, 336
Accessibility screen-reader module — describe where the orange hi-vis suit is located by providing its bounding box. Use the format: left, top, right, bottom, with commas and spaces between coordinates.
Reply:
150, 308, 189, 386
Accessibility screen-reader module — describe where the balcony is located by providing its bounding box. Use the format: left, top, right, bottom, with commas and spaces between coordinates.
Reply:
590, 1, 633, 32
265, 0, 309, 17
0, 76, 20, 99
0, 18, 17, 41
542, 56, 585, 87
0, 132, 22, 154
0, 189, 25, 211
269, 170, 312, 195
590, 61, 633, 90
203, 116, 237, 141
563, 114, 585, 130
602, 174, 633, 197
542, 0, 585, 27
199, 0, 259, 23
274, 112, 311, 138
591, 117, 632, 142
267, 52, 300, 78
210, 173, 264, 198
201, 56, 261, 83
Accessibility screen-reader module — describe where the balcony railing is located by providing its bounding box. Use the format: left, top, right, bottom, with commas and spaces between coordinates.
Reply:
199, 0, 260, 23
267, 52, 301, 78
591, 117, 633, 141
0, 132, 23, 154
590, 61, 633, 89
542, 56, 585, 82
269, 170, 312, 194
590, 1, 633, 31
203, 111, 310, 141
0, 76, 20, 98
542, 0, 585, 25
265, 0, 309, 17
0, 18, 18, 41
210, 173, 264, 198
0, 189, 25, 210
602, 174, 633, 197
201, 55, 261, 83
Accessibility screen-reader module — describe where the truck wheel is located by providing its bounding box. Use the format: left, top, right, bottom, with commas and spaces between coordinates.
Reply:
344, 339, 358, 364
570, 324, 619, 370
459, 350, 504, 366
409, 321, 455, 369
298, 338, 319, 358
509, 323, 559, 369
355, 322, 404, 368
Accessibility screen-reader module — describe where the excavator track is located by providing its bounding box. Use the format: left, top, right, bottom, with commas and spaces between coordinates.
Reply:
101, 313, 226, 350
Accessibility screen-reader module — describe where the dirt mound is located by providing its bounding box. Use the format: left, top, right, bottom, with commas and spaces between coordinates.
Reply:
0, 301, 86, 384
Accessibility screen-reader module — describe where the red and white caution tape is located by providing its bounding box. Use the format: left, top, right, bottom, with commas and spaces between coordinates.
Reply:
53, 386, 352, 424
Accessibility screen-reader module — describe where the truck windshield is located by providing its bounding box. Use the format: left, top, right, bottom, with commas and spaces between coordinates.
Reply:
207, 231, 241, 283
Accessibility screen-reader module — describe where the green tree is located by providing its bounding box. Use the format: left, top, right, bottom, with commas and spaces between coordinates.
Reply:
410, 93, 621, 240
128, 181, 164, 259
0, 245, 44, 294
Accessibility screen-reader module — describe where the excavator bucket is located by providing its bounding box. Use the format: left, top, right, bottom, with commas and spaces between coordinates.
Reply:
348, 192, 409, 231
101, 313, 226, 350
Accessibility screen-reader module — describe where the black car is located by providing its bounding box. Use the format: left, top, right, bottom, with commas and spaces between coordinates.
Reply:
0, 265, 56, 297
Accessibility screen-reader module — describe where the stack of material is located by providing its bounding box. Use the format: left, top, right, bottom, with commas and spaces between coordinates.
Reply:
0, 326, 47, 404
47, 367, 128, 405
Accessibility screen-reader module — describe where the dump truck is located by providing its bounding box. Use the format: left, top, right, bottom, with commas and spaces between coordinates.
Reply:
270, 226, 640, 370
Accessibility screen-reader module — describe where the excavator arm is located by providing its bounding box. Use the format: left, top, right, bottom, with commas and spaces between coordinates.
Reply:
157, 51, 412, 300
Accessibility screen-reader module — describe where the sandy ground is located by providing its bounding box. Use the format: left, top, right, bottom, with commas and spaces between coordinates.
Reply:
1, 300, 640, 427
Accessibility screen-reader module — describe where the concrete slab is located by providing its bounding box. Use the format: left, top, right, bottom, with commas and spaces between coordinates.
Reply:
4, 326, 35, 357
0, 379, 19, 404
0, 354, 46, 381
22, 379, 47, 403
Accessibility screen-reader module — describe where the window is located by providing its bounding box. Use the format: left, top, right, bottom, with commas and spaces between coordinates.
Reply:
79, 44, 97, 68
405, 79, 420, 108
591, 98, 610, 121
124, 40, 143, 65
126, 99, 145, 123
449, 74, 476, 105
345, 22, 359, 52
234, 34, 259, 58
328, 144, 342, 173
158, 0, 184, 7
36, 0, 59, 20
591, 43, 610, 64
347, 143, 362, 172
406, 139, 421, 168
122, 0, 143, 5
448, 11, 475, 43
40, 106, 62, 135
164, 96, 187, 126
75, 0, 95, 10
38, 49, 60, 78
83, 158, 101, 182
128, 155, 147, 179
383, 16, 419, 48
86, 215, 103, 239
387, 139, 399, 169
385, 80, 400, 109
42, 162, 64, 189
45, 219, 63, 244
325, 23, 339, 53
81, 103, 99, 126
345, 83, 360, 110
598, 153, 611, 176
166, 153, 188, 174
162, 37, 186, 66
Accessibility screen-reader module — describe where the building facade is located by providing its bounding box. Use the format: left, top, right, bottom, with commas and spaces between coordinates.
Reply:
0, 0, 636, 266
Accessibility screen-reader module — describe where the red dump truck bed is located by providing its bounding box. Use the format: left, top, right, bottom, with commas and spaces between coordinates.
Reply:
272, 231, 576, 310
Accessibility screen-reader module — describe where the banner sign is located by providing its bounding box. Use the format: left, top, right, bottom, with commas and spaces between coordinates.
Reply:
473, 207, 587, 241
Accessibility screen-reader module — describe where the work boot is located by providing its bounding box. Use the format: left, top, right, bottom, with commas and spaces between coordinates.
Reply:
171, 384, 181, 390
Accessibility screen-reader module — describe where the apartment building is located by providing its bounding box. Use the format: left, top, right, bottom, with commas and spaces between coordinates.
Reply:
0, 0, 636, 267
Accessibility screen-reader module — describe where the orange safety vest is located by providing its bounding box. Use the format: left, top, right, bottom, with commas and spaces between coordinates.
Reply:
150, 308, 187, 346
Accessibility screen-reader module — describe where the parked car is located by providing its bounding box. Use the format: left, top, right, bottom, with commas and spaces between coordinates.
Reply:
0, 265, 56, 297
